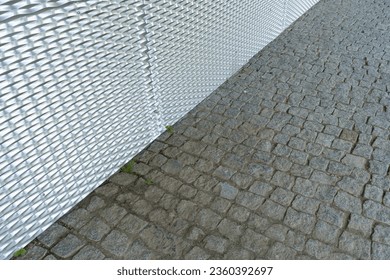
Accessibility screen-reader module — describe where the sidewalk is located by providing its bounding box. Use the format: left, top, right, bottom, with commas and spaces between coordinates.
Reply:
15, 0, 390, 259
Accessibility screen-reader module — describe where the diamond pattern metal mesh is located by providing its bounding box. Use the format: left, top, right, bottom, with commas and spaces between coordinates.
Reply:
0, 0, 319, 259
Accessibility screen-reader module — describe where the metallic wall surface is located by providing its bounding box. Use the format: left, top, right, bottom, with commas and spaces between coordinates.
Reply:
0, 0, 319, 259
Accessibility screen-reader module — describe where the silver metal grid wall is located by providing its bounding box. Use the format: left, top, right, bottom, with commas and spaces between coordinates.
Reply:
0, 0, 319, 259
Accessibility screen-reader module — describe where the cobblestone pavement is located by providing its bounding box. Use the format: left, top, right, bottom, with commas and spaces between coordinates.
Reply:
14, 0, 390, 260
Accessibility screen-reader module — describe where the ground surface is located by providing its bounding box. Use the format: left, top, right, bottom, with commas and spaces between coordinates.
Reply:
15, 0, 390, 259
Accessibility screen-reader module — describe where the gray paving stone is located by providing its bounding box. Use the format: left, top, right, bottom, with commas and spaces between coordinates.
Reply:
148, 208, 172, 227
210, 197, 231, 214
373, 224, 390, 246
144, 186, 166, 203
339, 231, 371, 259
334, 191, 362, 214
193, 191, 214, 206
125, 240, 155, 260
363, 185, 383, 202
18, 245, 47, 260
241, 229, 270, 256
347, 214, 374, 237
249, 181, 274, 197
218, 182, 239, 200
117, 213, 148, 235
60, 208, 92, 230
44, 254, 57, 260
305, 239, 333, 259
184, 247, 210, 260
79, 217, 111, 242
224, 247, 254, 260
196, 209, 223, 231
313, 220, 340, 245
109, 173, 138, 187
247, 213, 270, 232
327, 161, 352, 176
271, 171, 294, 189
310, 170, 338, 185
52, 234, 84, 259
72, 245, 105, 260
292, 178, 317, 197
274, 156, 294, 171
140, 225, 188, 257
236, 191, 264, 210
352, 144, 373, 159
338, 177, 366, 196
369, 160, 388, 176
285, 230, 306, 252
363, 200, 390, 225
342, 154, 367, 169
372, 242, 390, 260
99, 204, 127, 226
177, 200, 198, 221
265, 224, 289, 242
37, 223, 68, 248
213, 166, 236, 180
187, 227, 205, 242
204, 235, 229, 254
161, 159, 183, 175
178, 184, 198, 199
292, 195, 320, 214
258, 199, 287, 221
284, 208, 316, 234
217, 218, 242, 241
179, 166, 201, 184
102, 230, 132, 257
246, 163, 274, 180
131, 199, 153, 217
266, 242, 297, 260
227, 205, 251, 223
87, 196, 106, 212
317, 204, 347, 228
384, 192, 390, 207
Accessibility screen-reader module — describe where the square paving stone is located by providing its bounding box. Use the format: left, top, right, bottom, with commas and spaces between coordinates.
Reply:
313, 220, 340, 245
372, 242, 390, 260
196, 209, 223, 231
99, 204, 127, 226
184, 247, 210, 260
217, 218, 242, 241
266, 242, 297, 260
305, 239, 333, 259
60, 208, 92, 230
204, 235, 229, 254
235, 191, 264, 210
284, 208, 316, 235
347, 214, 374, 237
117, 213, 148, 235
241, 229, 270, 256
37, 223, 68, 248
373, 224, 390, 246
339, 231, 371, 259
79, 217, 111, 242
125, 240, 155, 260
72, 245, 105, 260
52, 234, 84, 259
102, 230, 132, 257
224, 247, 254, 260
140, 225, 188, 257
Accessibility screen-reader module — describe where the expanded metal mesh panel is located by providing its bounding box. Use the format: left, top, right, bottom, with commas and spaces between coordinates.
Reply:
0, 0, 158, 259
146, 0, 285, 125
285, 0, 320, 27
0, 0, 319, 259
